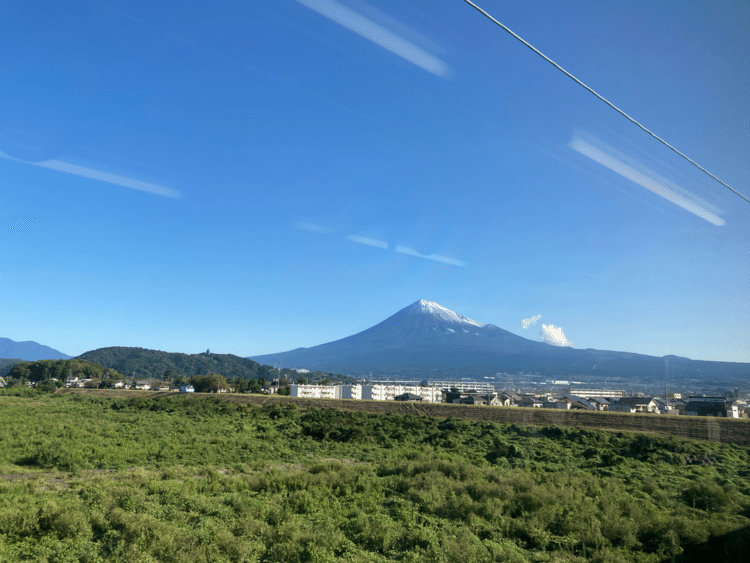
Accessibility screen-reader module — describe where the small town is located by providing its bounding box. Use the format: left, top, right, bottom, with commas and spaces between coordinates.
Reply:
33, 375, 749, 419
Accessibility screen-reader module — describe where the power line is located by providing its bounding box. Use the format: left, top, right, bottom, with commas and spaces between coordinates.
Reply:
462, 0, 750, 205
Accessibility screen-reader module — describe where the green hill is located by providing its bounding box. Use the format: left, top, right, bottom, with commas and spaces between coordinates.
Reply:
78, 346, 353, 383
0, 358, 23, 378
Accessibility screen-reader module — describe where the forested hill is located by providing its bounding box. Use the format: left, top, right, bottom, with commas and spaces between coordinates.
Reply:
0, 358, 23, 377
79, 347, 350, 383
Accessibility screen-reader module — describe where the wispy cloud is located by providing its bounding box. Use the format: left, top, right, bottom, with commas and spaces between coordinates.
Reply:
298, 221, 465, 266
0, 151, 180, 198
540, 323, 573, 347
521, 314, 541, 329
568, 134, 724, 226
36, 160, 180, 198
298, 222, 334, 234
345, 234, 388, 249
297, 0, 450, 77
395, 245, 465, 267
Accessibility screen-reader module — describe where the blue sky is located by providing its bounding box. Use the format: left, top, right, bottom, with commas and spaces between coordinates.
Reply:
1, 0, 748, 363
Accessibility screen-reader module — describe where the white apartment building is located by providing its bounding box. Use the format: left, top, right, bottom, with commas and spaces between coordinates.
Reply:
289, 384, 342, 399
361, 384, 442, 403
341, 385, 362, 399
571, 389, 625, 399
289, 383, 442, 402
431, 381, 495, 394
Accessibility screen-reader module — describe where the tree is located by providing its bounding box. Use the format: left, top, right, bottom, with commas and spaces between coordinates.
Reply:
191, 373, 228, 393
297, 377, 307, 385
233, 377, 249, 393
37, 379, 57, 393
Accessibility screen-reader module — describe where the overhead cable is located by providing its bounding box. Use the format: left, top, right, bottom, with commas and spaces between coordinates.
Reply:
462, 0, 750, 204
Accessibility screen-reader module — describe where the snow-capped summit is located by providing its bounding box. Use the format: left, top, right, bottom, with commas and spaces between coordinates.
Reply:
407, 300, 485, 328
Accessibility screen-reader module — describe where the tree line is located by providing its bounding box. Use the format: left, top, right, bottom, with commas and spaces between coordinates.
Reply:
2, 356, 340, 395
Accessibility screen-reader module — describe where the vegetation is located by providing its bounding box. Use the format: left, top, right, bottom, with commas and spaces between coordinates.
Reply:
79, 346, 354, 384
0, 358, 23, 377
6, 358, 123, 384
0, 394, 747, 562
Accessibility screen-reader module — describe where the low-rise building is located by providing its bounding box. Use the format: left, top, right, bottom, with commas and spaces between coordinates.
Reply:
433, 381, 495, 394
498, 392, 521, 407
341, 385, 362, 399
571, 389, 625, 399
361, 384, 442, 403
517, 395, 543, 408
289, 384, 342, 399
684, 399, 738, 418
609, 397, 658, 413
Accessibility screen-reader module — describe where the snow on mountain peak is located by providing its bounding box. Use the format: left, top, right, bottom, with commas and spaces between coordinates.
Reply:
410, 300, 485, 327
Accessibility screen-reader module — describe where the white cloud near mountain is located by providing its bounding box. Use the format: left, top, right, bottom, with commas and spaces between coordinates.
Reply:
540, 324, 573, 347
521, 314, 541, 329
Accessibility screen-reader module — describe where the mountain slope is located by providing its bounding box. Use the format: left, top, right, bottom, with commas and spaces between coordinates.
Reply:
80, 347, 276, 380
79, 347, 352, 383
0, 337, 70, 361
249, 300, 750, 380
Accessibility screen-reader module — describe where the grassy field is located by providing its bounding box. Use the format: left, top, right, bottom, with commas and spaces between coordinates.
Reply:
0, 391, 747, 562
63, 388, 750, 446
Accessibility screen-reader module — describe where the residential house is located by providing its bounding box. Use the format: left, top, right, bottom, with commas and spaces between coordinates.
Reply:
543, 397, 574, 409
609, 397, 658, 413
589, 397, 610, 411
498, 392, 521, 407
517, 395, 543, 408
563, 395, 596, 410
481, 394, 501, 406
653, 398, 678, 415
457, 395, 486, 405
684, 399, 738, 418
65, 377, 93, 388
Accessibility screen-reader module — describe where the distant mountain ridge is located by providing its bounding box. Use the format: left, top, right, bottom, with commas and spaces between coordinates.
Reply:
249, 300, 750, 381
0, 337, 70, 361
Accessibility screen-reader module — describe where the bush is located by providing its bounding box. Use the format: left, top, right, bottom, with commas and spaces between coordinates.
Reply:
682, 477, 729, 513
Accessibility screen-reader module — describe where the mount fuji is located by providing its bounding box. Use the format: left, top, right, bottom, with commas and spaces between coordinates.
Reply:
248, 300, 749, 381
